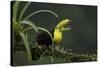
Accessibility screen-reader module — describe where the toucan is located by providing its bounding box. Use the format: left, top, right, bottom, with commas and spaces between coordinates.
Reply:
36, 19, 71, 49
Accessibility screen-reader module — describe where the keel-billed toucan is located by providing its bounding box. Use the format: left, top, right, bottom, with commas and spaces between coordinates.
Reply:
36, 19, 71, 48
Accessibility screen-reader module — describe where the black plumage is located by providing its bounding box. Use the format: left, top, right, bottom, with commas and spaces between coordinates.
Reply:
36, 30, 54, 47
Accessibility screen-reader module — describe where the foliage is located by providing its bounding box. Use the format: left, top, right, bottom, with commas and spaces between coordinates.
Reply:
12, 1, 58, 62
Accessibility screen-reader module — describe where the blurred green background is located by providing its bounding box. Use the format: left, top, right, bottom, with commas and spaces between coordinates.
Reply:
12, 1, 97, 66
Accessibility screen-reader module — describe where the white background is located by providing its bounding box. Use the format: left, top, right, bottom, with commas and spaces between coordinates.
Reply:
0, 0, 100, 67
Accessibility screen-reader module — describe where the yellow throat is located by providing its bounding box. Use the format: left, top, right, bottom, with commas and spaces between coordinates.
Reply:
54, 28, 62, 45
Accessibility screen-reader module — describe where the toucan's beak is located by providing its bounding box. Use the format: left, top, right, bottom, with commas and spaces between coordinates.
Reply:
56, 19, 71, 28
56, 19, 72, 32
60, 27, 71, 32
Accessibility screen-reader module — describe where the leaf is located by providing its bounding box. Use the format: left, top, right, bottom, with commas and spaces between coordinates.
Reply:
13, 1, 20, 22
20, 20, 38, 32
23, 10, 59, 20
20, 32, 32, 61
19, 2, 31, 22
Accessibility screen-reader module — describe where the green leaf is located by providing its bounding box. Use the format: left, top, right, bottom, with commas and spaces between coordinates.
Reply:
20, 32, 32, 61
20, 20, 38, 32
13, 1, 20, 22
23, 10, 59, 20
19, 2, 31, 22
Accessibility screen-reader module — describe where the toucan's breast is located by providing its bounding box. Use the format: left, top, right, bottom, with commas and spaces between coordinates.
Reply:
54, 29, 62, 45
